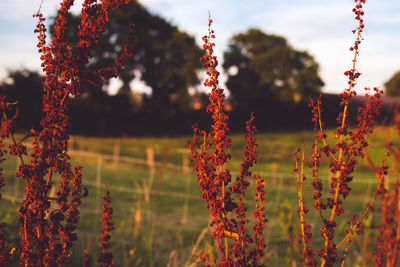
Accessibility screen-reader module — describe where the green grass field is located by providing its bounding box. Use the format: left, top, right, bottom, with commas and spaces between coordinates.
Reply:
0, 128, 397, 266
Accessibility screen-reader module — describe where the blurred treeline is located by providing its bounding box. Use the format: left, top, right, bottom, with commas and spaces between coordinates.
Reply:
0, 1, 398, 136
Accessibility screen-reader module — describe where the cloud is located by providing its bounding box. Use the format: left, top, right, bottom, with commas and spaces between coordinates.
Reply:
0, 0, 85, 21
0, 34, 42, 79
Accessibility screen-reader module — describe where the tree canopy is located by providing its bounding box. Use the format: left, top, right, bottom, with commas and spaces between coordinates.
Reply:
223, 29, 324, 111
48, 0, 203, 135
53, 1, 202, 104
385, 71, 400, 96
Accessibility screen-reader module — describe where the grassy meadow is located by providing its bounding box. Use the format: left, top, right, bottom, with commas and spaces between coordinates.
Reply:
0, 127, 396, 266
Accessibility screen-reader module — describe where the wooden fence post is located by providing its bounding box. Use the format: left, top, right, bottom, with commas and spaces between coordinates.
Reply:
68, 136, 74, 151
181, 173, 191, 225
183, 152, 189, 175
113, 142, 120, 163
271, 162, 277, 186
96, 156, 102, 225
79, 142, 85, 156
96, 156, 102, 187
146, 146, 154, 170
146, 146, 155, 200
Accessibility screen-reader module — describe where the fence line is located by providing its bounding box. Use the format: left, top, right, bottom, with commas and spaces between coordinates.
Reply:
0, 149, 386, 261
83, 180, 198, 199
11, 140, 387, 182
2, 143, 394, 205
2, 177, 386, 210
69, 149, 387, 183
2, 139, 396, 265
70, 149, 186, 172
2, 142, 394, 221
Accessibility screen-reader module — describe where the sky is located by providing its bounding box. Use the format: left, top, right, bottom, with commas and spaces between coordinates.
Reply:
0, 0, 399, 95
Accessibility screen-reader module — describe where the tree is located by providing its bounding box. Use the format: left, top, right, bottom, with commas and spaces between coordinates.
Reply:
52, 0, 202, 122
385, 71, 400, 96
223, 29, 323, 110
47, 0, 203, 135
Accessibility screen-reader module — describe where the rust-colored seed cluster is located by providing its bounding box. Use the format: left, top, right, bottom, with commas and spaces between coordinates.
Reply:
297, 0, 389, 266
188, 17, 267, 266
0, 0, 399, 266
83, 248, 91, 267
374, 112, 400, 266
0, 96, 16, 264
98, 188, 115, 267
0, 0, 133, 265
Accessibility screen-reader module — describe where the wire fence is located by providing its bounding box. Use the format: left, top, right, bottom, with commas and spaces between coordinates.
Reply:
1, 139, 397, 266
3, 138, 395, 202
